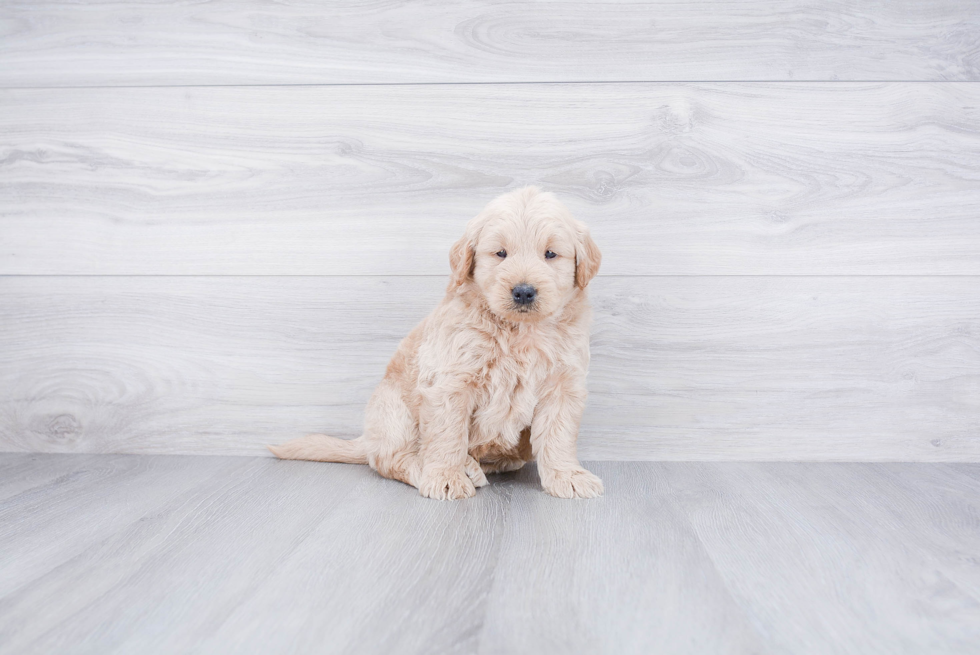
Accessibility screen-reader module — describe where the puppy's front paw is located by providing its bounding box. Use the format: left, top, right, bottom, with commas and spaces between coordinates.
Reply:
419, 467, 477, 500
541, 467, 604, 499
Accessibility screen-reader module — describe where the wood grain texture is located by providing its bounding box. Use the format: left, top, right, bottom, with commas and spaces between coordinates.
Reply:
479, 461, 766, 654
194, 461, 510, 655
1, 275, 977, 461
2, 83, 980, 275
0, 452, 113, 503
663, 462, 980, 654
1, 1, 978, 86
0, 454, 248, 600
2, 455, 979, 654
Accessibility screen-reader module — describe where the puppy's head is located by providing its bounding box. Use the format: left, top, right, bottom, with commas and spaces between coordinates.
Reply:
449, 187, 601, 322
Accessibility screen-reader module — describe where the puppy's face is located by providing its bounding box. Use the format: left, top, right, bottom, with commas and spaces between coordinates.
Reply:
449, 188, 601, 323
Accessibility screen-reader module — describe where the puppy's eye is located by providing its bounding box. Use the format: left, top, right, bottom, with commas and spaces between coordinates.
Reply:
496, 250, 507, 258
544, 250, 557, 259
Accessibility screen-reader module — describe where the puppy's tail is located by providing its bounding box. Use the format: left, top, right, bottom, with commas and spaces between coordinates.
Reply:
268, 434, 369, 465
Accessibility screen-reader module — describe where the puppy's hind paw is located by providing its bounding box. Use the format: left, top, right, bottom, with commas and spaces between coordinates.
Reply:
465, 456, 489, 488
481, 457, 527, 474
418, 467, 477, 500
541, 467, 604, 499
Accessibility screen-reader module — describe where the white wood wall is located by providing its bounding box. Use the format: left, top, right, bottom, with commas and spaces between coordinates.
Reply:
1, 1, 979, 460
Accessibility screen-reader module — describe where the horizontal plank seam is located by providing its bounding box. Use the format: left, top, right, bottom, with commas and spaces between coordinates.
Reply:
3, 80, 980, 91
3, 274, 980, 279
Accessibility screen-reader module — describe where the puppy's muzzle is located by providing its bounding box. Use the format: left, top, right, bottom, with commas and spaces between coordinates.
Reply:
512, 283, 537, 306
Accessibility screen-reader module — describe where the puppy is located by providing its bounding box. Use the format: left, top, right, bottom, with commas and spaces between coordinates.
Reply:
270, 187, 603, 499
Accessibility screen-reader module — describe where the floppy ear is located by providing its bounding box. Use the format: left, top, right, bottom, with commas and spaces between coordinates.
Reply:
574, 223, 602, 288
448, 232, 476, 289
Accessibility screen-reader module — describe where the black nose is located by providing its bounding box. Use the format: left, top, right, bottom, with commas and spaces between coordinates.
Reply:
512, 283, 537, 305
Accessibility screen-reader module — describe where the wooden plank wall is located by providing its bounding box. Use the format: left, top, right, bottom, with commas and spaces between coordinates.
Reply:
1, 1, 979, 459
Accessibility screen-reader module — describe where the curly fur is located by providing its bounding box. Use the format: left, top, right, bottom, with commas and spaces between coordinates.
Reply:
270, 187, 603, 499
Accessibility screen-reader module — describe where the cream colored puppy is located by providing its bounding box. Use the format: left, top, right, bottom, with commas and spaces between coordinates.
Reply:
270, 187, 603, 500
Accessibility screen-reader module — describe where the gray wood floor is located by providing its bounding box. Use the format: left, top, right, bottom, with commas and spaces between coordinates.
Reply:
2, 453, 979, 654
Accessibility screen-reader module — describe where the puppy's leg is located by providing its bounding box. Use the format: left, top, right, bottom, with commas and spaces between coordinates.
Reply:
530, 378, 603, 499
417, 387, 477, 500
362, 379, 423, 488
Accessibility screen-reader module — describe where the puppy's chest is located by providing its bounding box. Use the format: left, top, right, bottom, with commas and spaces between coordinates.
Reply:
470, 339, 552, 443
